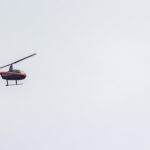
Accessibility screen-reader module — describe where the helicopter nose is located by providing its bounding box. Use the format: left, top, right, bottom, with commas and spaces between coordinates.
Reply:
23, 74, 27, 79
20, 71, 26, 79
21, 73, 26, 79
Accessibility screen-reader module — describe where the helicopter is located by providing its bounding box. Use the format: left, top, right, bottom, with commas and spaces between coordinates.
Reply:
0, 53, 36, 86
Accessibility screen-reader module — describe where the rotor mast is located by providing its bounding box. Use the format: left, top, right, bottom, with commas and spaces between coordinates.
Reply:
9, 64, 13, 71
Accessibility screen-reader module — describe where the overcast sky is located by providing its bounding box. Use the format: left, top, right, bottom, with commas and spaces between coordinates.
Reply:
0, 0, 149, 149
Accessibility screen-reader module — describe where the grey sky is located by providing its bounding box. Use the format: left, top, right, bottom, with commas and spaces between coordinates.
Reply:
0, 0, 149, 149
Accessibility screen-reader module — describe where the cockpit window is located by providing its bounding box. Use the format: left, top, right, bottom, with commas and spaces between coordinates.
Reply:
13, 70, 21, 73
20, 71, 25, 74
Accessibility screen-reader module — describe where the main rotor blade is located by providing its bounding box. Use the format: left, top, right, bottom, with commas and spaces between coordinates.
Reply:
0, 53, 37, 69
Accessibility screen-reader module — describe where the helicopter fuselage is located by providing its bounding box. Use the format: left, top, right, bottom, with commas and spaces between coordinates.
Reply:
0, 70, 26, 80
0, 53, 36, 86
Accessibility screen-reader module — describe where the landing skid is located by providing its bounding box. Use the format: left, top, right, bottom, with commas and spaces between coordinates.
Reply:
6, 83, 23, 86
6, 80, 23, 86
